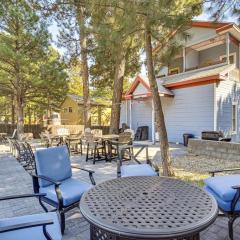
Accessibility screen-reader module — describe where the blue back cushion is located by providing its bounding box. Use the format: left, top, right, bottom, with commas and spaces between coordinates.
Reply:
35, 146, 72, 187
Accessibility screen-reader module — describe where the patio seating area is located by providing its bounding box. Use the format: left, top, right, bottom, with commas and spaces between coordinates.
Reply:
1, 142, 240, 239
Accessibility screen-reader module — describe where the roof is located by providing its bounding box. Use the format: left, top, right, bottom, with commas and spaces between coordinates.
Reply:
68, 94, 84, 103
124, 75, 174, 99
65, 94, 110, 106
191, 20, 233, 29
159, 63, 235, 88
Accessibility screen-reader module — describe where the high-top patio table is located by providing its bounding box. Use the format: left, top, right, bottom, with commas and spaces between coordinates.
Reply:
80, 176, 218, 240
101, 134, 119, 161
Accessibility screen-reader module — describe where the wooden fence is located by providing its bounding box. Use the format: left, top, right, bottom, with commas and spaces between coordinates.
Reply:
0, 124, 110, 138
0, 124, 43, 138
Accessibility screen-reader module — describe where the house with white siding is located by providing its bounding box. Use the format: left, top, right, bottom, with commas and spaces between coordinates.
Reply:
120, 21, 240, 144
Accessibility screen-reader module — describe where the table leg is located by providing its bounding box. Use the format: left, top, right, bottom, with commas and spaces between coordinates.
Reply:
191, 233, 200, 240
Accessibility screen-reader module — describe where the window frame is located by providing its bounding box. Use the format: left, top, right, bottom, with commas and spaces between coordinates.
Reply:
219, 52, 236, 66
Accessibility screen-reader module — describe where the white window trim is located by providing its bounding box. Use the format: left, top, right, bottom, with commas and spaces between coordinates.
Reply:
219, 52, 236, 66
232, 102, 238, 134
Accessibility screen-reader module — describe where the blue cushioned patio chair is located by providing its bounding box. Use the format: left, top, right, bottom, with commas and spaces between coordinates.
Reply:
0, 193, 62, 240
32, 145, 95, 234
204, 168, 240, 240
117, 144, 159, 177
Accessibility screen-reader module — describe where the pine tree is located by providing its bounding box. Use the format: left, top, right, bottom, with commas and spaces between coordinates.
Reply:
0, 0, 50, 138
89, 0, 142, 133
136, 0, 202, 176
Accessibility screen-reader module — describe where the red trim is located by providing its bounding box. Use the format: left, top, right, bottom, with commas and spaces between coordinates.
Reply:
125, 75, 150, 96
191, 21, 230, 29
216, 23, 234, 33
165, 75, 220, 89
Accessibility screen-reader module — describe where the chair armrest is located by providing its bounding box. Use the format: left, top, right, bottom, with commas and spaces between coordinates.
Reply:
0, 219, 54, 234
71, 164, 96, 185
146, 159, 159, 172
108, 140, 119, 145
71, 164, 95, 174
0, 193, 46, 201
31, 174, 61, 186
209, 168, 240, 177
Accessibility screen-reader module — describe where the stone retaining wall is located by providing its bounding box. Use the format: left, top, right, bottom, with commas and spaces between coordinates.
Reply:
188, 139, 240, 161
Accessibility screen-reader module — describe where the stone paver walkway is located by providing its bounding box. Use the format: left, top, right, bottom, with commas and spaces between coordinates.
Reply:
0, 143, 240, 240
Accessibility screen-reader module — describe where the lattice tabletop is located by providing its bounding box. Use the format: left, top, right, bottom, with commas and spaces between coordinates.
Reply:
80, 176, 218, 240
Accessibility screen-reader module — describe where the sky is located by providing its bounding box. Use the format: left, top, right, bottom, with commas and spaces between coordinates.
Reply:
48, 7, 239, 76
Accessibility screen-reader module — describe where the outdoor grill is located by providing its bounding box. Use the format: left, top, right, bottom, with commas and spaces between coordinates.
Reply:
201, 131, 231, 142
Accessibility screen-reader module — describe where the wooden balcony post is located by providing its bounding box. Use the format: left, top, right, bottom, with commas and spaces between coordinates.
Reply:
183, 47, 186, 72
226, 33, 230, 64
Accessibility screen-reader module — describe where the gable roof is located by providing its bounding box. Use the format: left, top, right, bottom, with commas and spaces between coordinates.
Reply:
68, 94, 84, 103
159, 63, 235, 89
124, 75, 174, 99
125, 75, 150, 96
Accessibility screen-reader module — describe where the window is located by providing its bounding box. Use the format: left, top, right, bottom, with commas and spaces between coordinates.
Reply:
69, 107, 73, 113
169, 67, 180, 75
232, 103, 237, 133
63, 108, 67, 113
220, 53, 236, 65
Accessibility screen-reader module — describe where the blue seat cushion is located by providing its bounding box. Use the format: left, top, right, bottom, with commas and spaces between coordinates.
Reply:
204, 186, 240, 212
0, 212, 61, 240
40, 178, 92, 207
204, 175, 240, 202
35, 146, 72, 187
121, 164, 158, 177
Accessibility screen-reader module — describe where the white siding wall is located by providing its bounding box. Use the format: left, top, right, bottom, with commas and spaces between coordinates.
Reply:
121, 84, 218, 143
134, 84, 148, 95
161, 84, 215, 143
131, 98, 153, 140
185, 27, 217, 46
216, 79, 240, 141
120, 100, 129, 127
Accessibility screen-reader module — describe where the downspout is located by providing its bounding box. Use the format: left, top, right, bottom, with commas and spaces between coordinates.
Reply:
129, 98, 132, 129
126, 100, 128, 125
213, 83, 217, 131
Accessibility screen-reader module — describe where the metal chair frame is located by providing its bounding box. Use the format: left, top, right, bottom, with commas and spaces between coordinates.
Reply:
209, 168, 240, 240
0, 193, 55, 240
32, 150, 96, 234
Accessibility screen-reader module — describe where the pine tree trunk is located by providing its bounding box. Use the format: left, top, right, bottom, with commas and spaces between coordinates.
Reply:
16, 90, 24, 139
11, 94, 15, 125
109, 52, 126, 134
75, 1, 91, 128
28, 106, 31, 125
144, 18, 174, 176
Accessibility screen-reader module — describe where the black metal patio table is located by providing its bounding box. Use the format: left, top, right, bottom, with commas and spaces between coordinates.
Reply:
80, 176, 218, 240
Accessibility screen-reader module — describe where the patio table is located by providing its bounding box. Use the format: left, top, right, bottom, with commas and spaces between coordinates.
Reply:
80, 176, 218, 240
